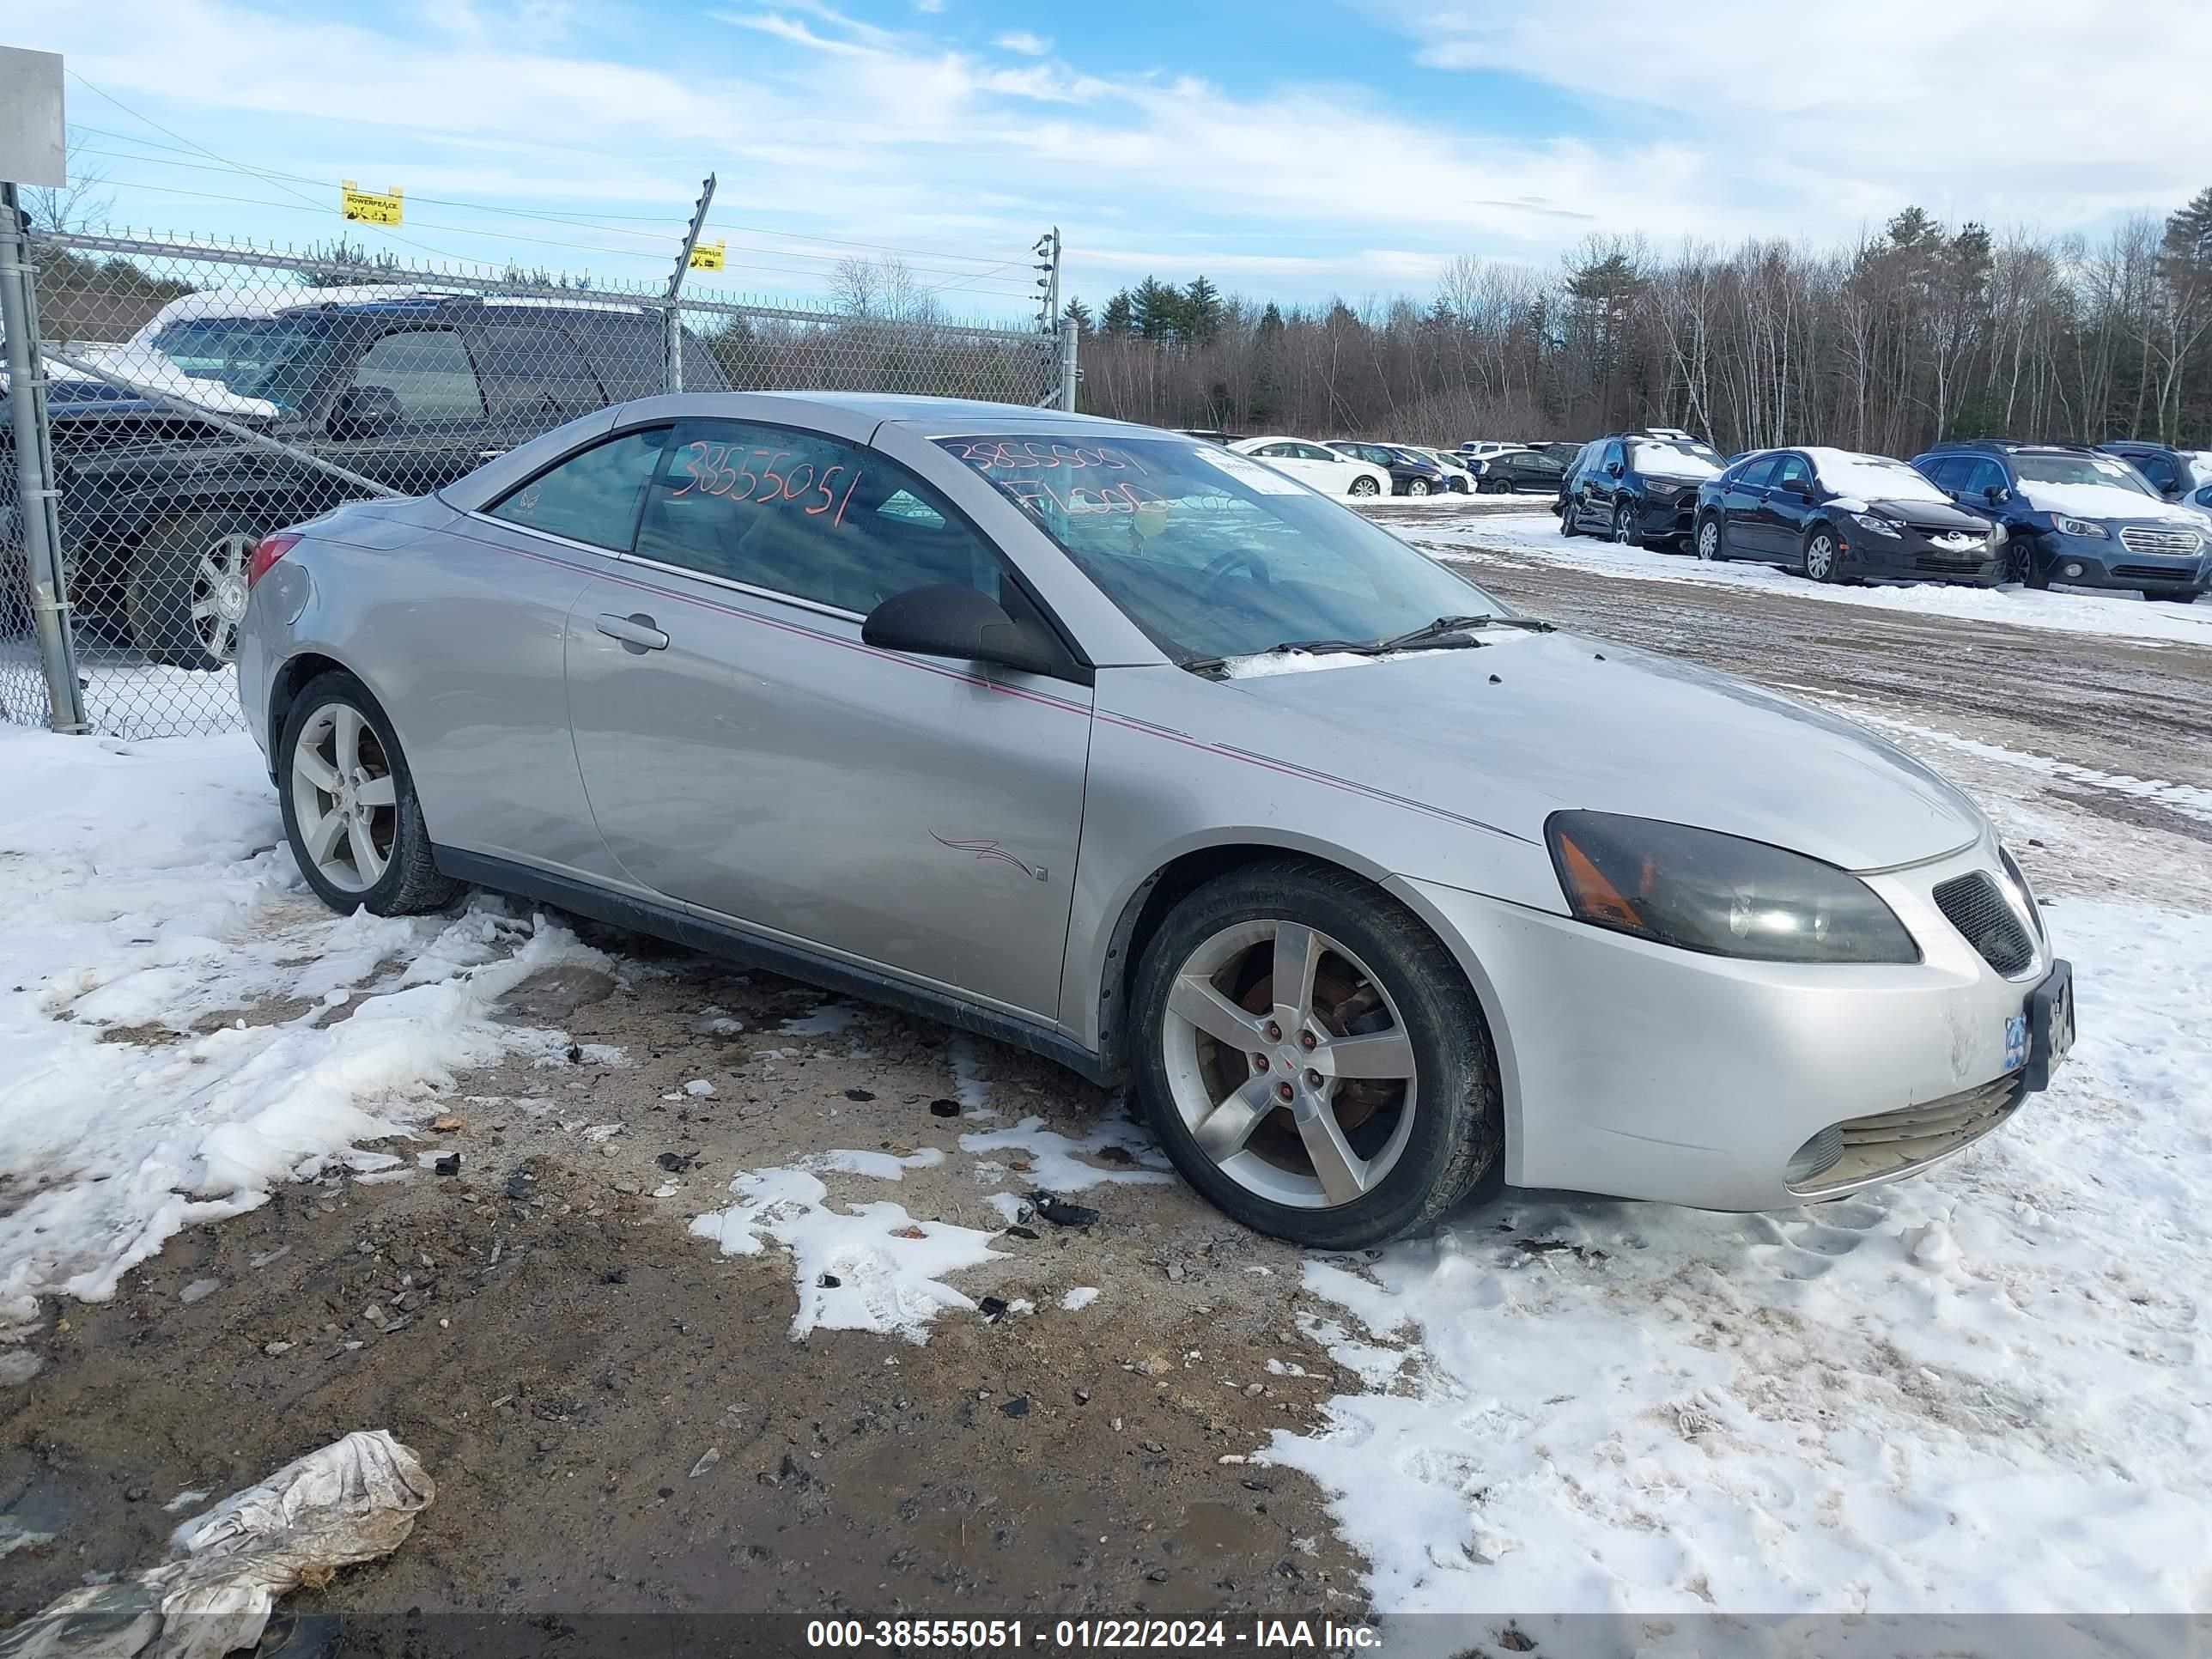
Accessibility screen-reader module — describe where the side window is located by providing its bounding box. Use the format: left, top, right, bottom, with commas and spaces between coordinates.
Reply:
1771, 454, 1813, 492
1256, 444, 1294, 457
476, 322, 605, 419
633, 419, 1002, 615
1964, 459, 2007, 498
485, 426, 670, 549
1601, 441, 1625, 471
2133, 453, 2179, 491
1918, 456, 1965, 490
349, 328, 484, 422
1734, 457, 1779, 489
1296, 444, 1334, 461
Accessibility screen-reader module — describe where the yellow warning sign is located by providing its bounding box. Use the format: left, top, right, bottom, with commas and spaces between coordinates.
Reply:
341, 180, 404, 226
688, 240, 726, 272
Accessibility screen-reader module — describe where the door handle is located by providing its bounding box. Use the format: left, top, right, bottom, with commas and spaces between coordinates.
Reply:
595, 612, 669, 653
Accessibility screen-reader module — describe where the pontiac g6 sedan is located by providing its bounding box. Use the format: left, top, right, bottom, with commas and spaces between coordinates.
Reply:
237, 393, 2074, 1249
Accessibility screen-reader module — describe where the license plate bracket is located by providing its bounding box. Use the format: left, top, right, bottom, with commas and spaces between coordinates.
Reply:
2025, 958, 2074, 1092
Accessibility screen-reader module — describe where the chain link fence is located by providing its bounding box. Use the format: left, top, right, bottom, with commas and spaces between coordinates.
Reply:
2, 228, 1067, 739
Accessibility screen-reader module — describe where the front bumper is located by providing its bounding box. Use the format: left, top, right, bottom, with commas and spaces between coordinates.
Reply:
1391, 836, 2056, 1211
2027, 530, 2210, 593
1635, 493, 1696, 542
1840, 526, 2008, 585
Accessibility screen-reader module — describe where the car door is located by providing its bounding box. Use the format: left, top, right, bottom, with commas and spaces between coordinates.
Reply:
1291, 442, 1355, 491
325, 322, 499, 497
1721, 455, 1782, 555
562, 413, 1092, 1021
1581, 441, 1626, 529
1760, 453, 1815, 558
1252, 442, 1327, 491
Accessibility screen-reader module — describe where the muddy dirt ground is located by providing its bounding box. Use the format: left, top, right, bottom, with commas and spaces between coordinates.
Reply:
6, 507, 2210, 1635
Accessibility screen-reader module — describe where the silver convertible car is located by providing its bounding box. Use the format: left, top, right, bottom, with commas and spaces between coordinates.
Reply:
237, 393, 2074, 1248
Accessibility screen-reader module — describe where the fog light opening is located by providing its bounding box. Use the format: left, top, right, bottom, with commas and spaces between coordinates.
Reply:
1785, 1125, 1845, 1187
2062, 562, 2085, 579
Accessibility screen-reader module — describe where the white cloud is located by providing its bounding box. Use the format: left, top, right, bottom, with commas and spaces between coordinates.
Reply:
1398, 0, 2212, 237
994, 30, 1048, 56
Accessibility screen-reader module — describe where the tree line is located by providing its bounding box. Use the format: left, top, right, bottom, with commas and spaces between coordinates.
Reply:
1066, 191, 2212, 456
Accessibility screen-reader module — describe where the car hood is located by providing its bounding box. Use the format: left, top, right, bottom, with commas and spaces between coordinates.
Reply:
2016, 481, 2204, 528
1856, 495, 1990, 530
1212, 632, 1984, 871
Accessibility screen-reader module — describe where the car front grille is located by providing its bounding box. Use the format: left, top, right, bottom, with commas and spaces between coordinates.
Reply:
1788, 1073, 2027, 1195
2118, 526, 2202, 557
1933, 871, 2035, 976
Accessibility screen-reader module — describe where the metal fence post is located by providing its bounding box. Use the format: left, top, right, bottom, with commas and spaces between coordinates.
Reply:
1057, 318, 1079, 413
1, 185, 87, 733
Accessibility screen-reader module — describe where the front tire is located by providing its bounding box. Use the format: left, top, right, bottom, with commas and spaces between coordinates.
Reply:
126, 508, 268, 669
278, 672, 461, 916
1802, 526, 1844, 583
1130, 860, 1502, 1249
1694, 514, 1729, 562
1611, 503, 1641, 547
1407, 478, 1431, 497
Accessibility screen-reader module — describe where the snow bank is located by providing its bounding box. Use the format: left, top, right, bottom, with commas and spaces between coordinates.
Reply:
1411, 512, 2212, 647
1263, 896, 2212, 1629
0, 729, 611, 1333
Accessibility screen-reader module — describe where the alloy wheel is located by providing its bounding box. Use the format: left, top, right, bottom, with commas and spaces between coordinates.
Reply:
1349, 476, 1381, 497
190, 532, 257, 665
1613, 505, 1637, 544
1805, 532, 1836, 580
1407, 478, 1431, 496
1159, 919, 1419, 1209
1696, 519, 1721, 561
290, 702, 398, 893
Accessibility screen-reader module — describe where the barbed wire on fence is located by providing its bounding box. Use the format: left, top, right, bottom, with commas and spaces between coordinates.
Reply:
3, 228, 1068, 742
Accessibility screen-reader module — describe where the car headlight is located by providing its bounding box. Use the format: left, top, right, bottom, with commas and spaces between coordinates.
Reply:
2050, 514, 2109, 538
1644, 481, 1680, 499
1849, 512, 1902, 538
1546, 810, 1920, 963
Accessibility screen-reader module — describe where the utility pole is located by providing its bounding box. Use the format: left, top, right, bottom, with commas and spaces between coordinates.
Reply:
665, 173, 716, 393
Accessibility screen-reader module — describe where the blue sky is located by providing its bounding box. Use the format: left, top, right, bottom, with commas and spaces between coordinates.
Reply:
12, 0, 2211, 320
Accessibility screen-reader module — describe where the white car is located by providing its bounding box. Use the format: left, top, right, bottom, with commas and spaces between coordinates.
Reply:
1457, 441, 1531, 461
1404, 446, 1479, 493
1230, 435, 1390, 497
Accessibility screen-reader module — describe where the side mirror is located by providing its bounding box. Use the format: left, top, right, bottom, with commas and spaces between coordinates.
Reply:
1983, 484, 2009, 506
329, 384, 402, 440
1605, 461, 1623, 477
861, 584, 1062, 678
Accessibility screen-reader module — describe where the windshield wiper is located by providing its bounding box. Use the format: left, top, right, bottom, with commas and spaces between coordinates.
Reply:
1376, 613, 1554, 650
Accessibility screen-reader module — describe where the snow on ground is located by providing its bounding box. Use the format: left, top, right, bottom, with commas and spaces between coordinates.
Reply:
688, 1165, 1003, 1344
1406, 511, 2212, 647
0, 727, 611, 1334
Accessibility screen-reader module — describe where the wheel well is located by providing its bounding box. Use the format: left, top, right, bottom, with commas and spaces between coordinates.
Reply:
266, 651, 349, 755
1097, 843, 1401, 1085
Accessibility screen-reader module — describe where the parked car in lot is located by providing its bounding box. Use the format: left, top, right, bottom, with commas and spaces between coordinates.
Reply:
1326, 441, 1449, 496
1400, 446, 1477, 493
32, 286, 726, 669
1472, 447, 1569, 495
241, 392, 2071, 1247
1228, 435, 1390, 497
1455, 441, 1530, 462
1559, 432, 1725, 547
1911, 441, 2209, 601
1694, 447, 2006, 585
2093, 440, 2212, 503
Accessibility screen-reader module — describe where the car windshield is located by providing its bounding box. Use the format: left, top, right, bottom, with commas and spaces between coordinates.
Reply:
1807, 449, 1950, 505
934, 433, 1506, 665
1630, 440, 1722, 479
147, 317, 337, 415
2010, 452, 2156, 495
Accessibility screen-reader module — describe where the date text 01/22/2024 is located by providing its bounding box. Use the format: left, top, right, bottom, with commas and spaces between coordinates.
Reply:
803, 1619, 1385, 1651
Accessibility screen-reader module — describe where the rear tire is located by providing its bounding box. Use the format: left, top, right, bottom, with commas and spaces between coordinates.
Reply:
1348, 475, 1382, 498
1559, 498, 1578, 537
126, 508, 268, 670
278, 671, 461, 917
1130, 860, 1502, 1249
1694, 514, 1729, 562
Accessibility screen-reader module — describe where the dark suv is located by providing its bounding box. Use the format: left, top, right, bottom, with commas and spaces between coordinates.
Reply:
1910, 441, 2209, 601
2093, 441, 2212, 503
1559, 431, 1725, 548
33, 289, 727, 668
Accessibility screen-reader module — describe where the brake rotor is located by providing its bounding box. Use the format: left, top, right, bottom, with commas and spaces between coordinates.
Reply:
1239, 961, 1394, 1133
